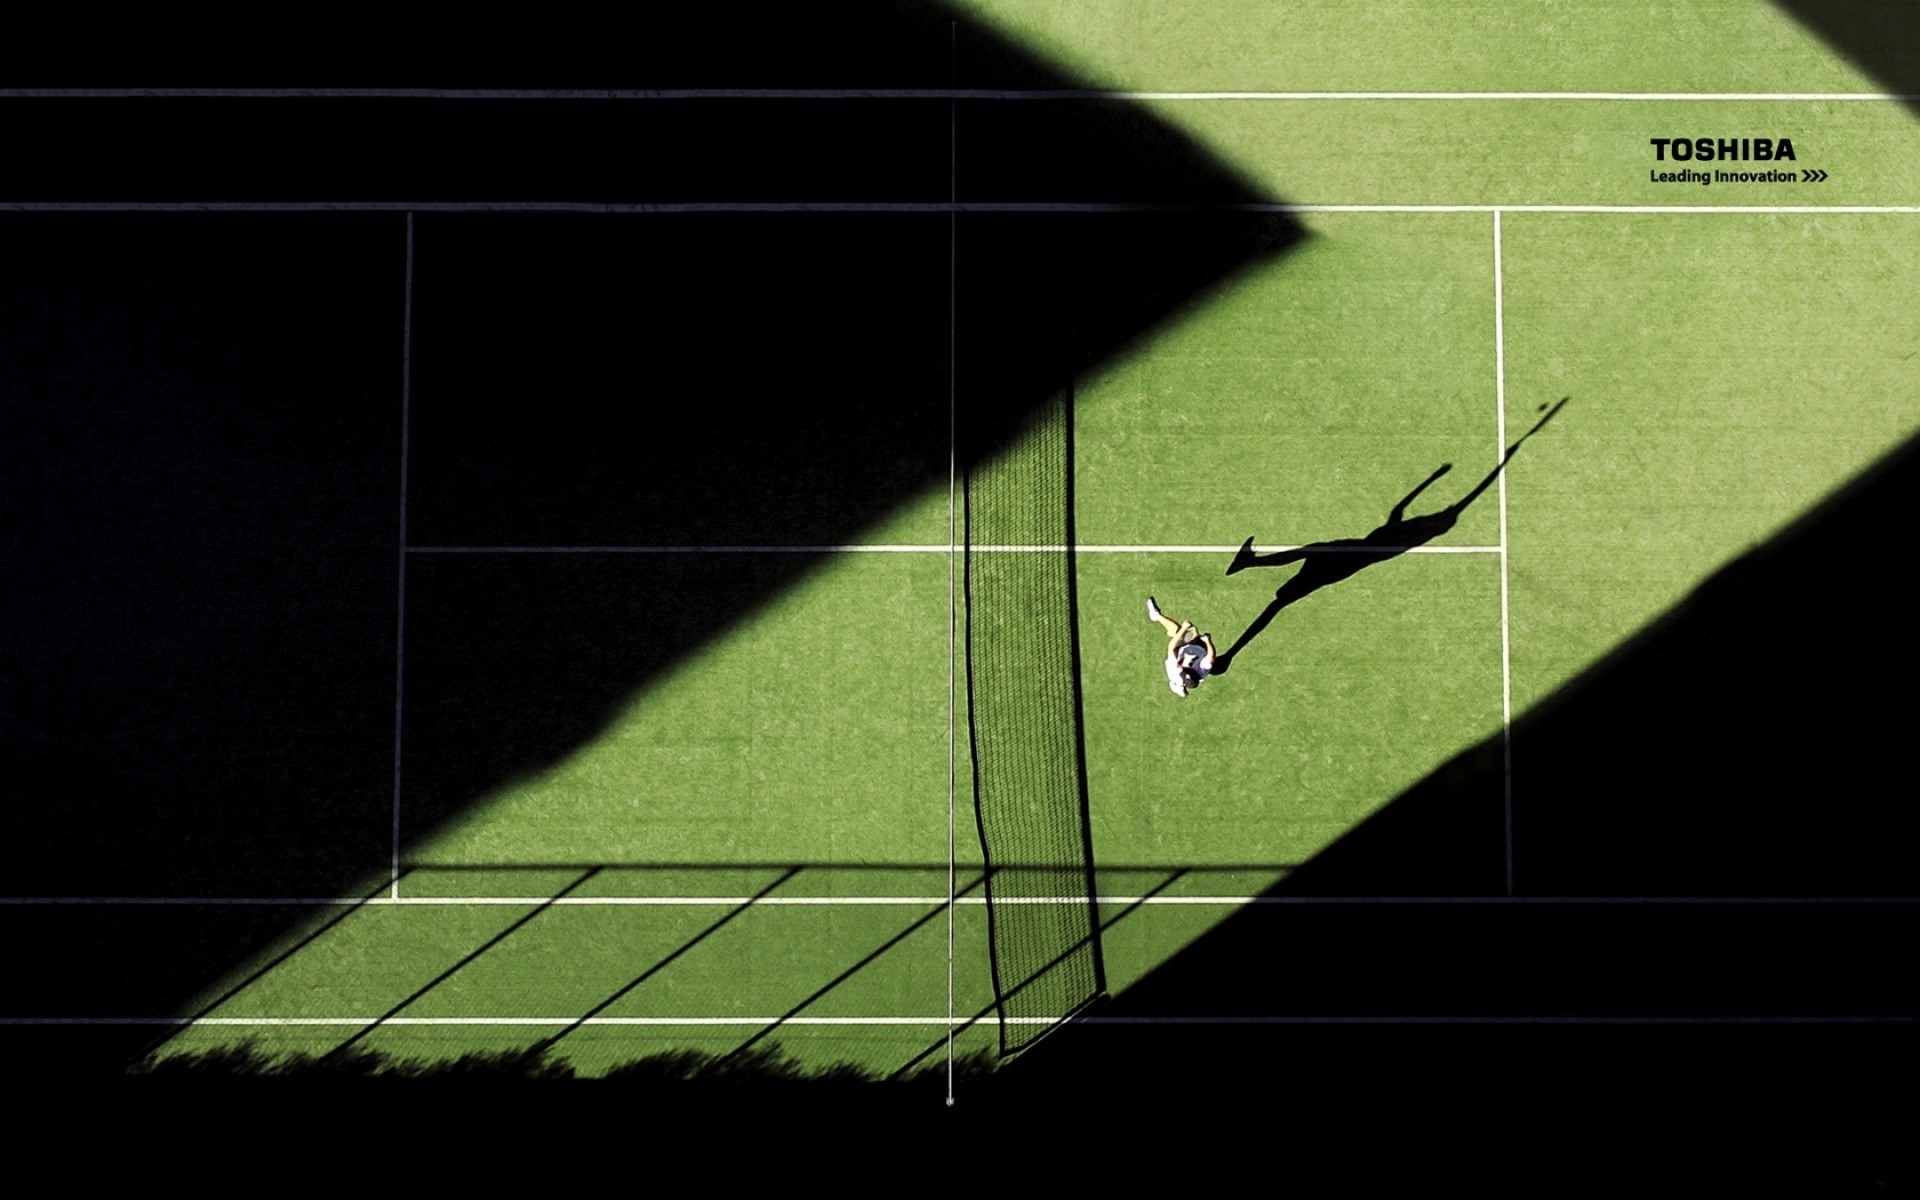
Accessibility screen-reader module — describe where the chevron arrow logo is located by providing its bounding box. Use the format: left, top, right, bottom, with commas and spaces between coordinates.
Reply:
1802, 168, 1829, 182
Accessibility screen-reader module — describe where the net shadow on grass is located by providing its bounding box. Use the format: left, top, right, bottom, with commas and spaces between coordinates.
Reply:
120, 856, 1205, 1082
126, 862, 1193, 1094
2, 2, 1310, 1080
123, 870, 409, 1072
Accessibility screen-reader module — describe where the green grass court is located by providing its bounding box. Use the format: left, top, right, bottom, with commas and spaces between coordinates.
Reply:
4, 2, 1917, 1113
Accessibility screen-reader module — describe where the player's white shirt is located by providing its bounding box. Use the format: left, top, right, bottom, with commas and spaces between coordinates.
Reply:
1166, 640, 1211, 696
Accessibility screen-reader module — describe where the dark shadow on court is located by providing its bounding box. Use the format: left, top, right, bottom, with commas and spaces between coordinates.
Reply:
534, 867, 802, 1062
0, 3, 1310, 1079
714, 871, 988, 1070
1215, 398, 1568, 674
992, 426, 1920, 1146
1773, 0, 1920, 121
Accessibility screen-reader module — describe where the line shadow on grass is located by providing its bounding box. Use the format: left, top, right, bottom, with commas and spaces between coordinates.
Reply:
125, 861, 1194, 1093
885, 866, 1189, 1082
536, 867, 802, 1061
319, 867, 603, 1063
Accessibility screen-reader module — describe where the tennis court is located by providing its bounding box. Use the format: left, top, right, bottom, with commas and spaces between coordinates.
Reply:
4, 2, 1916, 1124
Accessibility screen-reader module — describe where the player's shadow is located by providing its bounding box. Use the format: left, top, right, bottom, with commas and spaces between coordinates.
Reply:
1215, 397, 1567, 674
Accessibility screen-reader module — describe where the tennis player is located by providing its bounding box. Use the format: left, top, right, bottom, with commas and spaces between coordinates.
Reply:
1147, 596, 1216, 697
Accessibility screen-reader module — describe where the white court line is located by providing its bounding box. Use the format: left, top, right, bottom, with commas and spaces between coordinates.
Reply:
3, 894, 1908, 906
4, 202, 1918, 214
14, 190, 1906, 1035
4, 88, 1916, 101
405, 543, 1503, 554
9, 1013, 1908, 1027
0, 1016, 1026, 1027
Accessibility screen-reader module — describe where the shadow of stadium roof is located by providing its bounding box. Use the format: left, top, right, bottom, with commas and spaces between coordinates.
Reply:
0, 3, 1306, 1075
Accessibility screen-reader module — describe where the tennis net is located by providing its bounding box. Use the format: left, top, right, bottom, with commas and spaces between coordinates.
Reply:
963, 384, 1106, 1055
